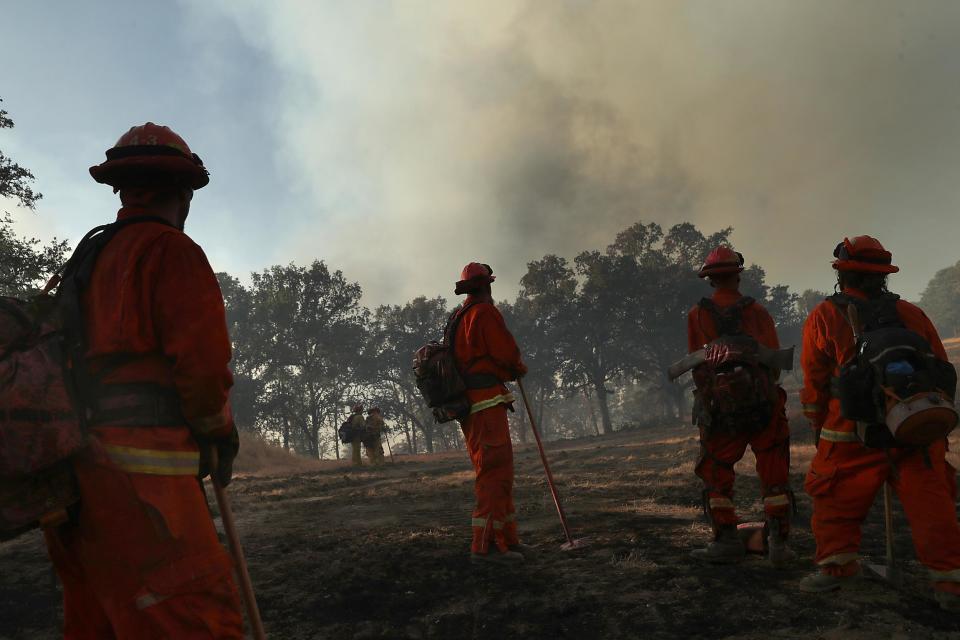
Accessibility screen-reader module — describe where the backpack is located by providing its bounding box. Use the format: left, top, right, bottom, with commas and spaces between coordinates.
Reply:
339, 419, 358, 444
830, 293, 958, 447
691, 297, 778, 434
412, 303, 499, 424
0, 216, 174, 541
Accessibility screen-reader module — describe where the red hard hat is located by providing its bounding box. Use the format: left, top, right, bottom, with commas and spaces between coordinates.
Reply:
352, 404, 364, 412
89, 122, 209, 190
698, 247, 745, 279
369, 407, 381, 414
832, 236, 899, 274
455, 262, 495, 295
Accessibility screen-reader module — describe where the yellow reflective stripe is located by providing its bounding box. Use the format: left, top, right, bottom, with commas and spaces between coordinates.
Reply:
103, 444, 199, 476
819, 429, 860, 443
803, 403, 824, 416
709, 497, 735, 509
189, 404, 232, 436
470, 393, 515, 415
930, 568, 960, 582
764, 494, 791, 507
471, 516, 510, 530
818, 552, 859, 567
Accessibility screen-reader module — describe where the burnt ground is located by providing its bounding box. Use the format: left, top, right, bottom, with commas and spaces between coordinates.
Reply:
2, 425, 960, 639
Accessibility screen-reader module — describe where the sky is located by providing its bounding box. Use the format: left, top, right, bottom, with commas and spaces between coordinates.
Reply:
3, 0, 960, 306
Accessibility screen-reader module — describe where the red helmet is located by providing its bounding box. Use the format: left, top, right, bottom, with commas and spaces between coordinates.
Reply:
832, 236, 898, 274
352, 404, 364, 413
455, 262, 495, 295
369, 407, 381, 414
698, 247, 745, 279
89, 122, 209, 190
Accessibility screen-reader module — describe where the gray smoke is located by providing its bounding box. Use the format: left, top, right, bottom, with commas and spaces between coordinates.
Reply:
191, 0, 960, 303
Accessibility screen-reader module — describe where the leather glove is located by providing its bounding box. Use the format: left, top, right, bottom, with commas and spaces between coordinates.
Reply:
198, 428, 240, 487
512, 362, 529, 380
704, 343, 732, 368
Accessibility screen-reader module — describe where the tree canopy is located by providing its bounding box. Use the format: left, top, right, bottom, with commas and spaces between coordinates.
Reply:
219, 220, 811, 458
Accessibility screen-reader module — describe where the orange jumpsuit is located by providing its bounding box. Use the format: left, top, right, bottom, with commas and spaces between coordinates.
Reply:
454, 297, 527, 554
687, 288, 792, 535
44, 207, 243, 638
801, 287, 960, 593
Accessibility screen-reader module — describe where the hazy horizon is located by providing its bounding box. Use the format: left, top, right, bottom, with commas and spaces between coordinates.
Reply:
4, 1, 960, 306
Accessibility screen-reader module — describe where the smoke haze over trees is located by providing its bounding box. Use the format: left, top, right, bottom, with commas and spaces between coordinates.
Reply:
216, 221, 813, 459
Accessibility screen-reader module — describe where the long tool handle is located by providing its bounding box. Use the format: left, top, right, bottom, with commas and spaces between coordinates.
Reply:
517, 379, 574, 545
385, 433, 395, 463
209, 450, 267, 640
846, 303, 862, 343
883, 481, 895, 569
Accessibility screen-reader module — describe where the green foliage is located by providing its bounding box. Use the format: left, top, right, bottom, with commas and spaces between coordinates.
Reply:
219, 221, 807, 454
217, 263, 369, 457
0, 100, 67, 295
920, 261, 960, 338
0, 99, 42, 210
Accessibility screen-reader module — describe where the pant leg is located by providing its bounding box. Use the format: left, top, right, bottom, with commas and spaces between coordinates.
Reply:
44, 527, 115, 640
351, 439, 362, 466
45, 453, 244, 639
461, 405, 517, 553
695, 428, 750, 533
749, 390, 792, 536
365, 435, 384, 465
805, 441, 886, 576
892, 441, 960, 595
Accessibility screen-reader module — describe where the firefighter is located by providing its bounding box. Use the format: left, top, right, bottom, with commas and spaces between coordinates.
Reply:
453, 263, 529, 565
348, 404, 366, 467
43, 123, 244, 637
799, 236, 960, 610
364, 407, 386, 465
688, 247, 795, 567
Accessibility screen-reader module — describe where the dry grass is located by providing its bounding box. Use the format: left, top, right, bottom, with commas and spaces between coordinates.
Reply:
232, 431, 325, 476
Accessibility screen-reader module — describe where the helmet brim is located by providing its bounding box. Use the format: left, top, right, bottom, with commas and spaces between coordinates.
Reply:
454, 275, 495, 295
832, 260, 899, 274
697, 264, 744, 279
89, 156, 209, 189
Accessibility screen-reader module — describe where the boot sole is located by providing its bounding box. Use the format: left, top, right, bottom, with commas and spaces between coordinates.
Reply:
799, 577, 864, 594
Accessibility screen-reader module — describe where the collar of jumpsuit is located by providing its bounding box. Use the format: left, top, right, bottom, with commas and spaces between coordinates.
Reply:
711, 288, 743, 305
840, 287, 870, 300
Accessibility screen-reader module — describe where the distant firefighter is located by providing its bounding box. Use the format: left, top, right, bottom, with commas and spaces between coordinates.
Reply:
346, 404, 367, 467
685, 247, 796, 567
799, 236, 960, 610
364, 408, 386, 466
452, 263, 529, 565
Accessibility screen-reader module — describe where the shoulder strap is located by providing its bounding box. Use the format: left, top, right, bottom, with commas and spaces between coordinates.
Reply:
55, 216, 177, 423
443, 301, 479, 346
828, 292, 903, 332
698, 296, 754, 337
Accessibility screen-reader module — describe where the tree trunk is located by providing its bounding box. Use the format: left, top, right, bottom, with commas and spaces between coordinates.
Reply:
516, 402, 529, 444
403, 416, 414, 454
283, 416, 290, 451
593, 378, 613, 435
584, 388, 600, 437
674, 383, 688, 422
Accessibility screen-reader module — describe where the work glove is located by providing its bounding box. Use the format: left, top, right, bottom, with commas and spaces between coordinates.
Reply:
198, 428, 240, 487
704, 343, 734, 368
511, 361, 529, 380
